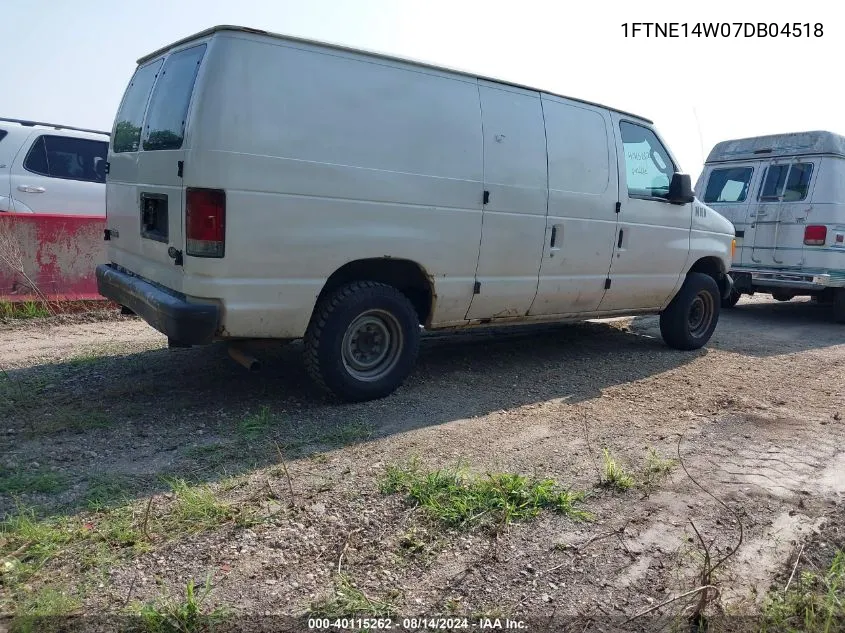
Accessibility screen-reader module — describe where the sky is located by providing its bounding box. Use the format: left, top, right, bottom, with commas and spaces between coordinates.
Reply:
2, 0, 841, 179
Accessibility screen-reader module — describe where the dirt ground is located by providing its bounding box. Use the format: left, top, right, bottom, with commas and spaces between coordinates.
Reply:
1, 294, 843, 631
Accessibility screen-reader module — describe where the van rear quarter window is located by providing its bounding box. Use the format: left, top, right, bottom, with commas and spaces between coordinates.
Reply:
113, 60, 163, 153
759, 162, 813, 202
704, 167, 753, 203
142, 44, 206, 151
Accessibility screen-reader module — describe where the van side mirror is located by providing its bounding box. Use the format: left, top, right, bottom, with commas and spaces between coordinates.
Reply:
668, 173, 695, 204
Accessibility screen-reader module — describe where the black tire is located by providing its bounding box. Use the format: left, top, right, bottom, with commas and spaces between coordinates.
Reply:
721, 289, 741, 309
660, 272, 721, 350
833, 289, 845, 324
304, 281, 421, 402
772, 291, 793, 302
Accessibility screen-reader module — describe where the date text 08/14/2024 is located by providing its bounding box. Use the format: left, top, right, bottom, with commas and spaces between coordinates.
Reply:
621, 22, 823, 37
307, 617, 528, 630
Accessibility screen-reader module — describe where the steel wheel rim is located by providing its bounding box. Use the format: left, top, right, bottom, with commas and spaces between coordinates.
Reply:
688, 291, 715, 338
341, 309, 404, 382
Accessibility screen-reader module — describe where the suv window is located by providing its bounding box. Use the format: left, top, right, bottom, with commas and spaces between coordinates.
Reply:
143, 44, 206, 151
23, 135, 108, 183
113, 60, 163, 153
704, 167, 753, 203
620, 121, 676, 199
759, 162, 813, 202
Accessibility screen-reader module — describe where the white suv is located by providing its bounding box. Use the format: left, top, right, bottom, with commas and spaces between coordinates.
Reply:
0, 118, 109, 215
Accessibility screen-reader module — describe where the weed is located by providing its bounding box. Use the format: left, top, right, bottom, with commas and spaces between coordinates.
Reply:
600, 449, 634, 492
0, 467, 68, 495
397, 525, 439, 560
309, 573, 397, 618
0, 300, 51, 320
381, 461, 591, 531
162, 478, 236, 533
762, 550, 845, 633
237, 406, 276, 440
641, 448, 677, 492
138, 576, 227, 633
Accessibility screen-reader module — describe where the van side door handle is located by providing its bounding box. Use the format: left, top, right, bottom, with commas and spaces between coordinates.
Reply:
617, 229, 624, 248
18, 185, 46, 193
550, 226, 557, 248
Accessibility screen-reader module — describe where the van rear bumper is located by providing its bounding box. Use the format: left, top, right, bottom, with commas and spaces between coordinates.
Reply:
731, 268, 841, 292
96, 264, 220, 345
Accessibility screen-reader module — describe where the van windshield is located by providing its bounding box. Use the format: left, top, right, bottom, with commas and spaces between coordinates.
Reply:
143, 44, 206, 151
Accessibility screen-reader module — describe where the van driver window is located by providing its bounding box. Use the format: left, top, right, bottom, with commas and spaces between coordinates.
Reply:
620, 122, 676, 199
704, 167, 754, 203
759, 162, 813, 202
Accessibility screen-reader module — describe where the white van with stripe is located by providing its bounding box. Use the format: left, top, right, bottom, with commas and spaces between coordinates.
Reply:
696, 131, 845, 322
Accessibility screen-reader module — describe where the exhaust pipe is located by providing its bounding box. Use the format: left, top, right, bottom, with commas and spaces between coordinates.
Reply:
228, 345, 261, 372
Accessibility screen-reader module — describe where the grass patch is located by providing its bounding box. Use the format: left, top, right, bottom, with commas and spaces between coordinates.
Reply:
600, 449, 634, 492
161, 478, 238, 533
0, 509, 76, 588
0, 373, 48, 415
137, 576, 227, 633
31, 406, 113, 436
762, 550, 845, 633
0, 300, 50, 321
381, 460, 591, 531
0, 467, 68, 495
8, 585, 81, 631
309, 573, 397, 618
238, 406, 373, 450
83, 474, 136, 511
640, 448, 676, 492
237, 406, 276, 440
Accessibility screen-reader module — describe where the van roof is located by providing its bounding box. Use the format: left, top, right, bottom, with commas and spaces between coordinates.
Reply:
706, 130, 845, 164
137, 25, 654, 125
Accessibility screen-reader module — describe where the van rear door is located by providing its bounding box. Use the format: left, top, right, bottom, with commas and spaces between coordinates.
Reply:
746, 158, 815, 268
107, 44, 206, 291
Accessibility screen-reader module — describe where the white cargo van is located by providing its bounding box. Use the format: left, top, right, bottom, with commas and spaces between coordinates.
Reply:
696, 131, 845, 322
97, 25, 735, 401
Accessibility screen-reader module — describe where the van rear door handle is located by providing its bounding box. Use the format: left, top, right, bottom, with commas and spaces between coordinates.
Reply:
18, 185, 45, 193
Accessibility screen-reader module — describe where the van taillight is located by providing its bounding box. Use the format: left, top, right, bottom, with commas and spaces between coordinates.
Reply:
185, 188, 225, 258
803, 225, 827, 246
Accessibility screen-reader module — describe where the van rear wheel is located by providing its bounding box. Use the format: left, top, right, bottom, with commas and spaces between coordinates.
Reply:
304, 281, 420, 402
660, 272, 721, 350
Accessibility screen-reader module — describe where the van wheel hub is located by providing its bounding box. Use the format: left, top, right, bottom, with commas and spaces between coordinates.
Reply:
342, 310, 404, 380
688, 292, 714, 338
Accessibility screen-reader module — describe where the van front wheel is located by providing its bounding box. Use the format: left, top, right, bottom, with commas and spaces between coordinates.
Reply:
660, 273, 721, 350
304, 281, 421, 402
